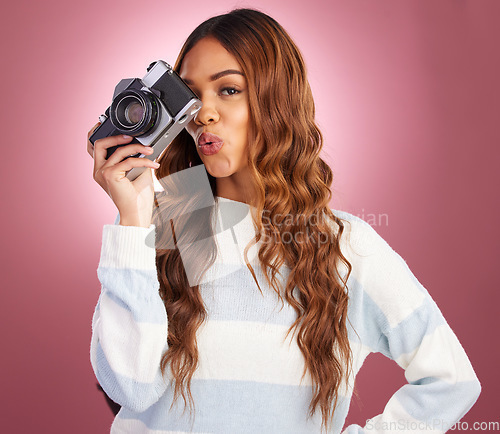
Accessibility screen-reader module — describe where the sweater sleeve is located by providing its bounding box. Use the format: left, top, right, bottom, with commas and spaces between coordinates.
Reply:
90, 222, 170, 413
340, 217, 481, 433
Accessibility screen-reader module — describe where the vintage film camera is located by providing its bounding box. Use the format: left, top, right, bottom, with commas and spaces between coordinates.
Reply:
89, 60, 201, 181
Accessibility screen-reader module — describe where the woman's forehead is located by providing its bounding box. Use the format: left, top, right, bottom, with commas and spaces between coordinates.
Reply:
179, 37, 244, 82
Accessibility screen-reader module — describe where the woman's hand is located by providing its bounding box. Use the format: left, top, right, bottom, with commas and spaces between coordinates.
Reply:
87, 123, 160, 228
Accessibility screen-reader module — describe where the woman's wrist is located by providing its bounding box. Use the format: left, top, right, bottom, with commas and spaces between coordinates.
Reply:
118, 212, 152, 228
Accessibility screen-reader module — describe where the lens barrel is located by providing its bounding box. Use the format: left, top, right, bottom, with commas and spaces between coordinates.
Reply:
110, 89, 159, 136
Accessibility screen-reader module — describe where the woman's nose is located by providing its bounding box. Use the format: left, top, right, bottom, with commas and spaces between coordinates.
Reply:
194, 97, 220, 126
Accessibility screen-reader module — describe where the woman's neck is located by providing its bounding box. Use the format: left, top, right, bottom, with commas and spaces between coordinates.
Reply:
216, 170, 256, 206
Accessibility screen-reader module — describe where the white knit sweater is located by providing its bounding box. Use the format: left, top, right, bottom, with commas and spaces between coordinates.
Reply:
90, 196, 480, 433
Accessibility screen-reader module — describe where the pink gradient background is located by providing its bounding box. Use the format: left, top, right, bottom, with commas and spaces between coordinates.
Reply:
1, 0, 498, 432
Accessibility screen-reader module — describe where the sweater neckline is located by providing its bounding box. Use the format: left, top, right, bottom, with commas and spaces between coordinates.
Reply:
215, 195, 252, 207
213, 195, 257, 240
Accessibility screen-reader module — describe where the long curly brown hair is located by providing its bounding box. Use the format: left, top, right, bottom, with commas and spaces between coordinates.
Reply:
153, 8, 353, 433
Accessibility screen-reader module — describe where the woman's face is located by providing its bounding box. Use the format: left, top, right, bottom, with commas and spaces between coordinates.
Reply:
179, 37, 250, 181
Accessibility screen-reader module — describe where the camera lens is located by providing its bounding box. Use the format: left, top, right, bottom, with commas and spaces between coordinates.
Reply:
124, 100, 145, 125
110, 89, 159, 136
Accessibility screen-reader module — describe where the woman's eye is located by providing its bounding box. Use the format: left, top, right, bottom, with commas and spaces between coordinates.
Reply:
220, 87, 239, 96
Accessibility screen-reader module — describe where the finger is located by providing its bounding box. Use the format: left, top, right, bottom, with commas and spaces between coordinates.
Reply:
103, 143, 154, 168
93, 135, 134, 172
101, 156, 160, 182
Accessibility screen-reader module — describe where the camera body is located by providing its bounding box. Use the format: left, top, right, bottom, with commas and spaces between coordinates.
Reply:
89, 60, 201, 181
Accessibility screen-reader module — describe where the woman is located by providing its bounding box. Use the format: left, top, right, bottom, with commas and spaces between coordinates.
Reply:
88, 8, 481, 433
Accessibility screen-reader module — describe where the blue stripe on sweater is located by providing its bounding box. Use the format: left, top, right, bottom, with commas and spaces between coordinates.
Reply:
95, 341, 168, 413
379, 296, 446, 360
200, 265, 297, 326
345, 276, 444, 359
98, 245, 444, 360
97, 266, 164, 320
344, 278, 390, 353
87, 252, 443, 360
394, 378, 481, 430
116, 377, 351, 434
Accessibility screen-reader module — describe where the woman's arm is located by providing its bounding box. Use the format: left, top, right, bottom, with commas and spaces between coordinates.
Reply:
90, 222, 169, 413
338, 215, 481, 433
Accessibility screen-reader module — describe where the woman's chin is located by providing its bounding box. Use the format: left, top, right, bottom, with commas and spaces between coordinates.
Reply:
202, 159, 235, 178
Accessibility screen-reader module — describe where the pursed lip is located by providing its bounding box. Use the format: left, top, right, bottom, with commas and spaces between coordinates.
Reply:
198, 132, 224, 147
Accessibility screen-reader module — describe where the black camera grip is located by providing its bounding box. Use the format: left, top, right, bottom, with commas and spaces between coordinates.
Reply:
105, 138, 142, 160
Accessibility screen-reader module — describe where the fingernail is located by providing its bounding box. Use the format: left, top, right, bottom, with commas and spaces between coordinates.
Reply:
123, 135, 132, 139
152, 162, 160, 168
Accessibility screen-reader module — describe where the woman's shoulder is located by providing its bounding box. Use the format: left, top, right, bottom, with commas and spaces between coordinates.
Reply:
330, 209, 368, 228
328, 208, 393, 259
330, 209, 430, 322
329, 208, 377, 239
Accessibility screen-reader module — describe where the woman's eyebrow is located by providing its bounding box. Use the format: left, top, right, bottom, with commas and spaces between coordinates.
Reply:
183, 69, 244, 85
209, 69, 244, 81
